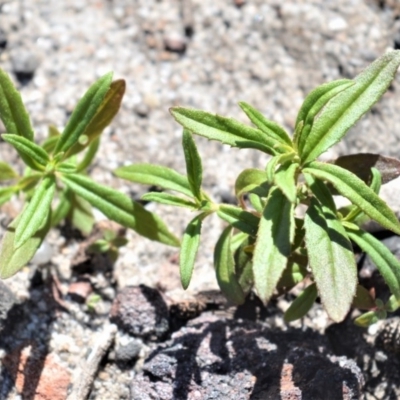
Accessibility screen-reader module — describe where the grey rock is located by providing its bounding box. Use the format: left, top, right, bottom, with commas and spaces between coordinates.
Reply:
115, 339, 142, 362
0, 281, 17, 332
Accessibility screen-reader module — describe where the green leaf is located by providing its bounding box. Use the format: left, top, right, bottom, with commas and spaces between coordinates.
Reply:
233, 235, 254, 295
56, 162, 77, 174
180, 213, 206, 289
170, 107, 282, 155
0, 162, 18, 181
114, 163, 193, 197
182, 129, 202, 200
303, 161, 400, 234
15, 175, 56, 248
248, 193, 264, 213
0, 208, 51, 279
344, 223, 400, 303
304, 173, 336, 211
274, 162, 298, 203
284, 283, 318, 322
17, 173, 42, 192
51, 188, 72, 228
277, 261, 308, 289
252, 187, 294, 304
54, 72, 113, 156
352, 285, 376, 310
217, 204, 260, 236
385, 295, 399, 312
304, 198, 357, 322
141, 192, 197, 209
67, 79, 125, 157
75, 137, 100, 172
354, 311, 381, 327
2, 134, 49, 171
42, 126, 60, 154
60, 173, 180, 247
300, 51, 400, 164
0, 186, 17, 206
294, 79, 354, 153
331, 153, 400, 186
68, 192, 94, 235
0, 68, 34, 141
214, 225, 245, 304
235, 168, 269, 198
238, 101, 292, 146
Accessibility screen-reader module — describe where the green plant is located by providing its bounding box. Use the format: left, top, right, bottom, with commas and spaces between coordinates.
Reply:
87, 228, 128, 263
115, 50, 400, 325
0, 70, 179, 279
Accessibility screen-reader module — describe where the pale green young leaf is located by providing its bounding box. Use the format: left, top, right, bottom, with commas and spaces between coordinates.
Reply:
42, 126, 61, 154
0, 209, 51, 279
217, 204, 260, 236
274, 162, 298, 203
182, 129, 202, 200
248, 193, 264, 213
55, 72, 113, 155
141, 192, 197, 209
180, 213, 206, 289
2, 134, 49, 171
238, 101, 292, 146
56, 162, 77, 174
68, 193, 95, 235
214, 225, 245, 304
0, 186, 16, 206
284, 283, 318, 322
253, 187, 294, 304
17, 173, 42, 192
60, 173, 180, 246
0, 68, 34, 141
294, 79, 353, 153
67, 79, 125, 157
303, 162, 400, 234
14, 175, 55, 248
354, 311, 381, 327
235, 168, 269, 198
301, 51, 400, 164
304, 198, 357, 322
344, 223, 400, 304
114, 163, 193, 197
385, 295, 400, 312
75, 137, 100, 172
0, 162, 18, 181
51, 188, 72, 228
170, 107, 282, 155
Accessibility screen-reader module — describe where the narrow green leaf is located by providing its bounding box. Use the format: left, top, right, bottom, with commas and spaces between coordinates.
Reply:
55, 72, 113, 155
304, 173, 336, 211
42, 126, 60, 154
304, 198, 357, 322
170, 107, 282, 155
75, 137, 100, 172
233, 235, 254, 295
0, 209, 51, 279
141, 192, 197, 209
114, 163, 193, 197
2, 134, 49, 170
301, 51, 400, 164
51, 188, 72, 228
67, 79, 125, 157
182, 129, 202, 200
68, 192, 94, 235
60, 173, 179, 247
284, 283, 318, 322
235, 168, 269, 198
385, 295, 399, 312
217, 204, 260, 236
0, 186, 16, 206
180, 213, 206, 289
253, 187, 294, 304
248, 193, 264, 213
304, 161, 400, 234
331, 153, 400, 185
14, 175, 55, 248
344, 223, 400, 303
238, 101, 292, 146
214, 225, 245, 304
294, 79, 354, 153
0, 68, 34, 141
354, 311, 381, 327
56, 162, 77, 174
0, 162, 18, 181
274, 162, 298, 203
17, 173, 42, 192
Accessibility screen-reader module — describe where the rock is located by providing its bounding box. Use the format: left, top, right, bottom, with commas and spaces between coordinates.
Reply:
131, 313, 364, 399
376, 317, 400, 355
115, 338, 142, 362
67, 278, 93, 303
110, 285, 169, 340
163, 32, 187, 53
0, 281, 17, 332
2, 344, 71, 400
10, 47, 40, 82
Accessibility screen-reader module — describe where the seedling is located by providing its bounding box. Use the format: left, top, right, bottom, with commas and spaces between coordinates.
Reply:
0, 70, 179, 279
115, 51, 400, 325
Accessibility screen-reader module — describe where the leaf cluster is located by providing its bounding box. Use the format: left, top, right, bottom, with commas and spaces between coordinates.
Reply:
0, 70, 178, 279
116, 50, 400, 324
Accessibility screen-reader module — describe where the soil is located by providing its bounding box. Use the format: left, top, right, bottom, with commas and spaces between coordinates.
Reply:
1, 0, 400, 399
